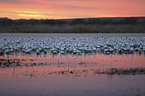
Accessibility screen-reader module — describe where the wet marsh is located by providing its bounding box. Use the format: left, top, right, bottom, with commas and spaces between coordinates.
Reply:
0, 33, 145, 96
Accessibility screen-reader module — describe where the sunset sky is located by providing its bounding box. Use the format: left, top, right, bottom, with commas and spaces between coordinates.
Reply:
0, 0, 145, 19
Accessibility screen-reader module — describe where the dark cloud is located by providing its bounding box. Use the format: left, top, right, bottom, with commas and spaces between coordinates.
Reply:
0, 0, 36, 4
43, 0, 120, 2
66, 14, 99, 18
60, 5, 99, 10
51, 3, 101, 10
44, 0, 105, 1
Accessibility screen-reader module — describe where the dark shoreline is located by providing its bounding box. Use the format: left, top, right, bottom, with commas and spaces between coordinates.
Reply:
0, 24, 145, 33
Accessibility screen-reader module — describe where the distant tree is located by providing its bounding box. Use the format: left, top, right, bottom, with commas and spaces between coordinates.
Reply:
72, 19, 84, 24
100, 19, 113, 24
0, 18, 13, 26
87, 18, 101, 24
123, 17, 138, 24
40, 19, 56, 24
28, 19, 39, 25
55, 20, 68, 24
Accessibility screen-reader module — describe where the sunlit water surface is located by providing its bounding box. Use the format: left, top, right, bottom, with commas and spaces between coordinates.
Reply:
0, 33, 145, 96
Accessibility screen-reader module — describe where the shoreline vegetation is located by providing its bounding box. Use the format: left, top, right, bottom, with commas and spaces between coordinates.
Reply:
1, 58, 145, 75
0, 24, 145, 33
1, 59, 145, 75
0, 17, 145, 33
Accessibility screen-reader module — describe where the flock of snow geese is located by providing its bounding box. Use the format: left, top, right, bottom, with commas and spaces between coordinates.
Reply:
0, 36, 145, 56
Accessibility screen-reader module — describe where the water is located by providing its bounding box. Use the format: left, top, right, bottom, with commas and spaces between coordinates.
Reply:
0, 33, 145, 96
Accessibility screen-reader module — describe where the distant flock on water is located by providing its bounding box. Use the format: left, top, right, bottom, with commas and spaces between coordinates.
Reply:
0, 37, 145, 56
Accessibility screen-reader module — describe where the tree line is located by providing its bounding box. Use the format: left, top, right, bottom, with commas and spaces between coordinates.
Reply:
0, 17, 145, 26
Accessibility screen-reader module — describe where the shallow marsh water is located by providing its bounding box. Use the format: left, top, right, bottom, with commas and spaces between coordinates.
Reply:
0, 33, 145, 96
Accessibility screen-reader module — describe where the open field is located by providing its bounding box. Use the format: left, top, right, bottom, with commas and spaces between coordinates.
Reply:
0, 24, 145, 33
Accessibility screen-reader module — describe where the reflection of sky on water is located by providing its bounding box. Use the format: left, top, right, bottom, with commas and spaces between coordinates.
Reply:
1, 52, 145, 96
0, 66, 145, 96
1, 51, 145, 68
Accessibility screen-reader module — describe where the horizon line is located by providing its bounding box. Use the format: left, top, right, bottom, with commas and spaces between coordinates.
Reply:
1, 16, 145, 20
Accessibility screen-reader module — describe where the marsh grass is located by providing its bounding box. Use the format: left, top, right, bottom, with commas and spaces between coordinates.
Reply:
0, 24, 145, 33
95, 68, 145, 75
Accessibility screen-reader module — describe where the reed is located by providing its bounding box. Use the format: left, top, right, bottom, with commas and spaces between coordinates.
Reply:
0, 24, 145, 33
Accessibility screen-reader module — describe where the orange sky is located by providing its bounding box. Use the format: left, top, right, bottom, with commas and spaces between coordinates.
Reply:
0, 0, 145, 19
